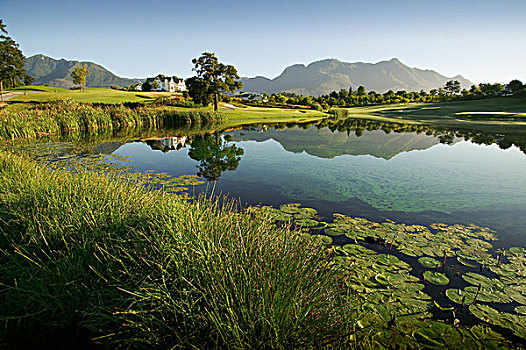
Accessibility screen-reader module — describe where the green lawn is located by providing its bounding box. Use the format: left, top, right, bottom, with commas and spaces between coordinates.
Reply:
218, 104, 326, 126
1, 86, 178, 110
343, 97, 526, 133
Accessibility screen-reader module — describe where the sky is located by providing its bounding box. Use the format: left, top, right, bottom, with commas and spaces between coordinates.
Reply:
1, 0, 525, 84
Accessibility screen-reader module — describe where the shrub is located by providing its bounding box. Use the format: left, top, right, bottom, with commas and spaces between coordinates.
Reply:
328, 108, 350, 118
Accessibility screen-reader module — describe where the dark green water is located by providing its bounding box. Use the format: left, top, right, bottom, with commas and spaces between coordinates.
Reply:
99, 122, 526, 248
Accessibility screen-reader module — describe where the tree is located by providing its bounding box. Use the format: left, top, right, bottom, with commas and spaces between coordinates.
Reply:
141, 81, 151, 92
190, 52, 242, 111
444, 80, 461, 95
185, 76, 212, 106
70, 64, 89, 91
356, 86, 366, 96
508, 79, 524, 96
0, 19, 31, 101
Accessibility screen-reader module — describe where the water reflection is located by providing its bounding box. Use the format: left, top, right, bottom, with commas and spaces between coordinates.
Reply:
188, 133, 244, 181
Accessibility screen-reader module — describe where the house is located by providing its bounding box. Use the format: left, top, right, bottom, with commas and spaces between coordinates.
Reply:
143, 136, 188, 153
145, 75, 186, 92
235, 92, 264, 101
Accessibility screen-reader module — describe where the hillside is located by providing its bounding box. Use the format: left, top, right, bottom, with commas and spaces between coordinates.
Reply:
25, 54, 141, 88
241, 58, 473, 96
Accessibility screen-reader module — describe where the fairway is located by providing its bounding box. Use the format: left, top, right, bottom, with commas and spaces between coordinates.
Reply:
219, 104, 326, 126
342, 97, 526, 133
1, 86, 179, 110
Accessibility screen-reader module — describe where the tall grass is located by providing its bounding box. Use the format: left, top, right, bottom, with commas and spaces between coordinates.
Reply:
0, 150, 354, 348
0, 100, 221, 140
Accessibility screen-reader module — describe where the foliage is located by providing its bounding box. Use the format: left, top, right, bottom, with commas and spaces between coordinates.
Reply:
185, 76, 212, 106
0, 100, 221, 140
444, 80, 461, 95
70, 64, 89, 91
0, 19, 32, 95
509, 79, 524, 97
327, 108, 350, 118
189, 52, 243, 111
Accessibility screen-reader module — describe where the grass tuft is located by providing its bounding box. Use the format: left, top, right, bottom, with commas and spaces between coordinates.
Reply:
0, 100, 221, 140
0, 150, 354, 348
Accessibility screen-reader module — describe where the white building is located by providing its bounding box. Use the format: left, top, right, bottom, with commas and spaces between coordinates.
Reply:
145, 75, 186, 92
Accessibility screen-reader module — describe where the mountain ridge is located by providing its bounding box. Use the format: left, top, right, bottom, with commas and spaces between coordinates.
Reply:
241, 58, 473, 96
25, 54, 141, 88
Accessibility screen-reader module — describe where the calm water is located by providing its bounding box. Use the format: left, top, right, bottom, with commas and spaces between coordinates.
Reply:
103, 123, 526, 247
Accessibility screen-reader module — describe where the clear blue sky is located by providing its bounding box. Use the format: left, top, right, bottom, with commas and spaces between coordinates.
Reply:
1, 0, 525, 83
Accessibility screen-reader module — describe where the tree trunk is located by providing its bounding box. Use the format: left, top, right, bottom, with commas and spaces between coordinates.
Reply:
0, 81, 4, 103
214, 93, 218, 112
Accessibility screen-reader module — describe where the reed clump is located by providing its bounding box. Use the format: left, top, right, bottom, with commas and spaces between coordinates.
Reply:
0, 150, 353, 348
0, 100, 221, 140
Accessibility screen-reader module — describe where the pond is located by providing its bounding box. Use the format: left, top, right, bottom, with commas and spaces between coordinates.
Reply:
14, 118, 526, 344
100, 121, 526, 248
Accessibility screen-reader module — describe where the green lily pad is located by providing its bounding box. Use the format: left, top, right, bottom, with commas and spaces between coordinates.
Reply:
509, 247, 526, 256
418, 257, 441, 269
374, 273, 391, 286
470, 304, 526, 339
295, 218, 318, 227
279, 203, 301, 214
469, 303, 499, 323
274, 213, 293, 221
456, 256, 478, 267
516, 306, 526, 315
309, 234, 332, 245
462, 272, 504, 289
377, 254, 400, 265
446, 286, 511, 305
423, 271, 449, 286
342, 244, 376, 256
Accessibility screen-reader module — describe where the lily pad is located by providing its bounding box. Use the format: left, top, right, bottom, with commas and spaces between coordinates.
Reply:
509, 247, 526, 256
516, 306, 526, 315
423, 271, 449, 286
377, 254, 400, 266
279, 203, 301, 214
462, 272, 504, 290
310, 234, 332, 245
418, 257, 441, 269
446, 286, 511, 305
295, 218, 318, 227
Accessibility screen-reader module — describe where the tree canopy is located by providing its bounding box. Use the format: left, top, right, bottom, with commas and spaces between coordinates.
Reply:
0, 19, 32, 97
71, 64, 89, 91
508, 80, 524, 96
444, 80, 461, 95
187, 52, 242, 111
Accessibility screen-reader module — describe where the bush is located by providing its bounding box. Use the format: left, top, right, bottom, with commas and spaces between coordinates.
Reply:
328, 108, 350, 118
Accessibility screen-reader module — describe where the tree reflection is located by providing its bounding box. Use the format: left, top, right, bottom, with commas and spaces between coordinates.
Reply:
188, 133, 244, 181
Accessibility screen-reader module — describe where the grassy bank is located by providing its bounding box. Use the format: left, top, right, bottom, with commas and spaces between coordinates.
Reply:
0, 100, 219, 140
0, 149, 353, 348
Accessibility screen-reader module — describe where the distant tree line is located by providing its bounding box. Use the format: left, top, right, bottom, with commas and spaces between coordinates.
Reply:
243, 79, 525, 110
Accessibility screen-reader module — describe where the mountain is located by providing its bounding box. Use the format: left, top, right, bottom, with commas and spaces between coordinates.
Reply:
25, 54, 141, 88
241, 58, 473, 96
